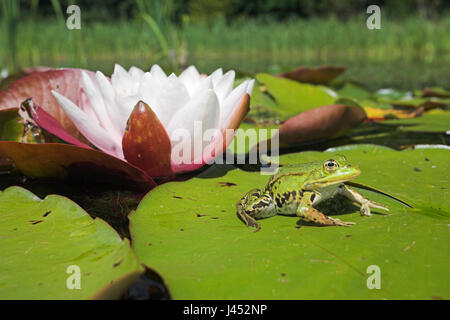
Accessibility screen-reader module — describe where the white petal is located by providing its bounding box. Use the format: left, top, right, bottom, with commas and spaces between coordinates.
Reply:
246, 79, 255, 95
128, 66, 144, 81
150, 64, 167, 81
96, 71, 128, 135
114, 93, 143, 125
111, 64, 133, 95
82, 72, 122, 142
191, 76, 213, 97
51, 90, 123, 159
146, 74, 190, 127
219, 80, 249, 126
79, 89, 100, 125
167, 89, 220, 162
179, 65, 201, 97
210, 68, 223, 86
95, 71, 115, 102
214, 70, 235, 103
139, 72, 161, 113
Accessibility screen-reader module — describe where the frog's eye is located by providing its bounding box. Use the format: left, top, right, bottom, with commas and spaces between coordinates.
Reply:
323, 160, 339, 171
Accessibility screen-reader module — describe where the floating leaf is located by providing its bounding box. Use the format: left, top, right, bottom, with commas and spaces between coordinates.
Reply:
256, 73, 337, 117
0, 67, 52, 91
130, 145, 449, 299
0, 108, 22, 141
377, 97, 448, 110
0, 68, 96, 143
227, 122, 278, 155
279, 65, 346, 85
278, 104, 366, 147
383, 110, 450, 132
0, 186, 143, 299
336, 82, 372, 101
363, 106, 422, 120
359, 99, 396, 110
0, 142, 156, 191
420, 87, 450, 98
248, 81, 278, 111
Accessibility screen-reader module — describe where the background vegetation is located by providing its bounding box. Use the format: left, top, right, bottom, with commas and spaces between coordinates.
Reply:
0, 0, 449, 89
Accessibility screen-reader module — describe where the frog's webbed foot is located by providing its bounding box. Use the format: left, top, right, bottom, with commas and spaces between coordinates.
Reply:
236, 188, 276, 232
239, 212, 261, 232
338, 185, 389, 217
328, 217, 356, 226
359, 199, 389, 216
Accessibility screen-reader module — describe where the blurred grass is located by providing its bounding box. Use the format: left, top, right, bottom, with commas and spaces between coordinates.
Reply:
0, 13, 449, 89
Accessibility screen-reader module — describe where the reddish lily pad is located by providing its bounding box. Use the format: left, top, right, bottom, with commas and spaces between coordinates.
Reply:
279, 65, 346, 85
377, 97, 448, 110
421, 87, 450, 98
0, 67, 53, 91
0, 141, 156, 191
122, 101, 173, 178
0, 68, 95, 143
277, 104, 366, 147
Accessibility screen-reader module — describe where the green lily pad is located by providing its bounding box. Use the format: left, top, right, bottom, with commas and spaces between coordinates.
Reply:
336, 82, 372, 101
0, 186, 143, 299
227, 122, 278, 155
0, 108, 22, 141
248, 81, 278, 111
359, 99, 395, 110
383, 110, 450, 133
130, 145, 449, 299
334, 97, 364, 109
256, 73, 337, 117
377, 97, 449, 109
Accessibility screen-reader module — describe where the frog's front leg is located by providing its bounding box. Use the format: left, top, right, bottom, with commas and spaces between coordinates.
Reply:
338, 185, 389, 216
236, 188, 276, 232
296, 191, 355, 227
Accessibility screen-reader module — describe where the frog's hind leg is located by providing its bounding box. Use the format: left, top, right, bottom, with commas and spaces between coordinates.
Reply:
236, 188, 276, 232
297, 191, 355, 227
338, 185, 389, 216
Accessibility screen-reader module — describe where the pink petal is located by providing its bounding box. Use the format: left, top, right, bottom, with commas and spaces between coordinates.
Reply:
122, 101, 174, 178
25, 99, 91, 149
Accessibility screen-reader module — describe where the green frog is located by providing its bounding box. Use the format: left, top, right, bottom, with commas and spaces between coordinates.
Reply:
237, 155, 388, 231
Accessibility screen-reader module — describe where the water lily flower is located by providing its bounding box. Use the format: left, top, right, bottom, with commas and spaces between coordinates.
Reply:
50, 65, 254, 176
0, 66, 253, 188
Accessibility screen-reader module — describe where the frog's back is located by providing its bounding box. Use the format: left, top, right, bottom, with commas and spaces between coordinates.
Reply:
270, 163, 321, 182
266, 163, 320, 195
272, 163, 321, 178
